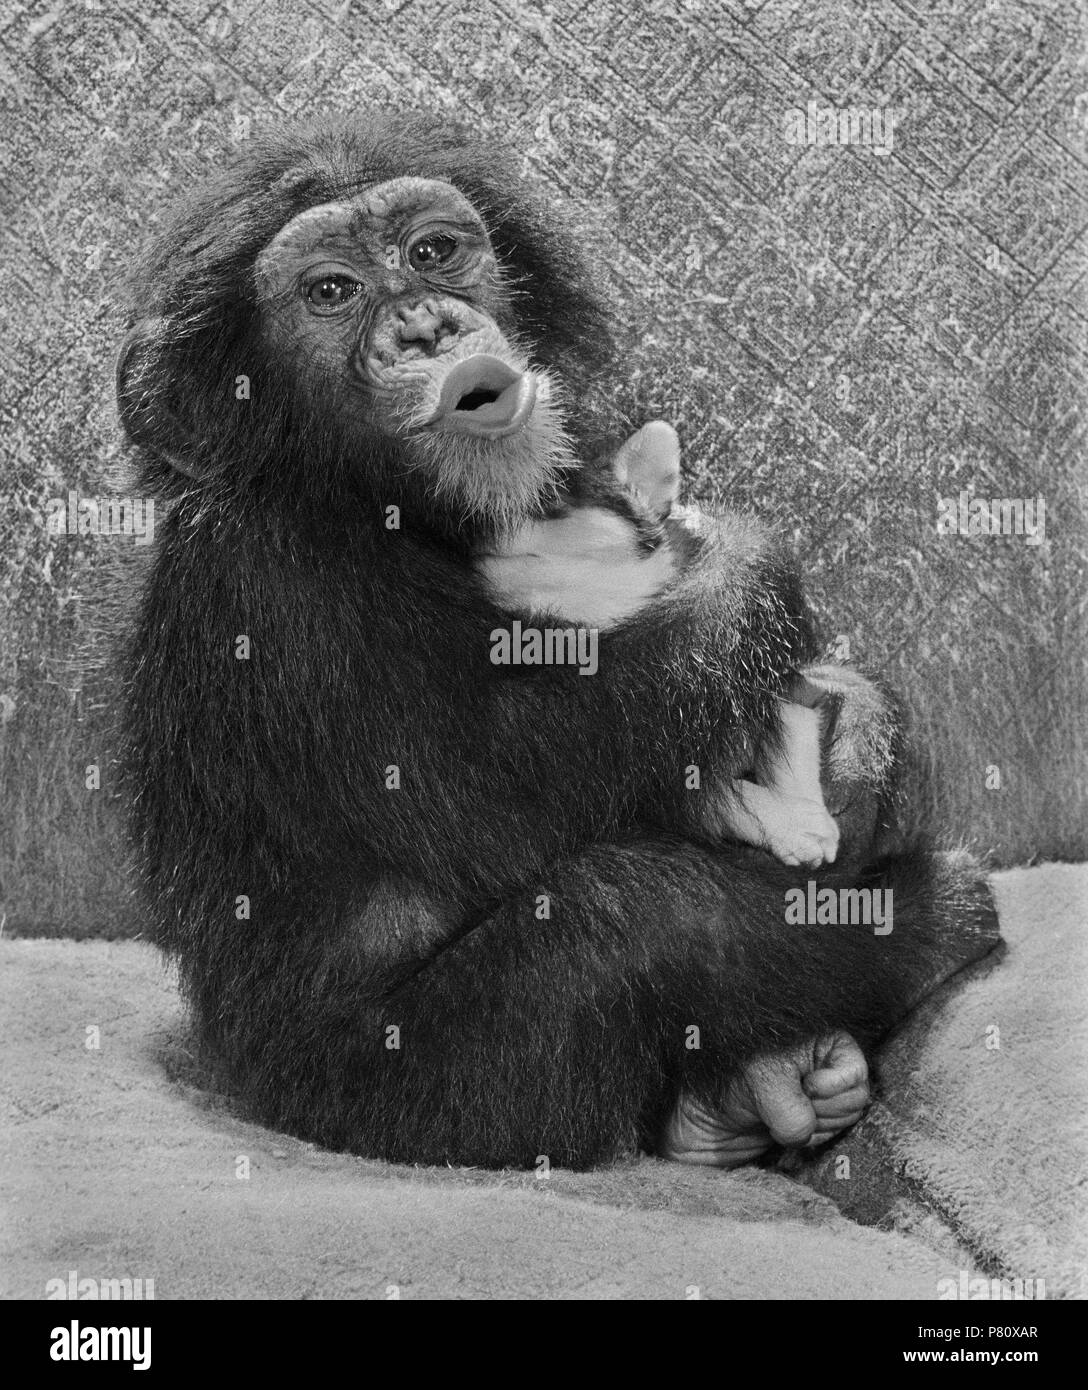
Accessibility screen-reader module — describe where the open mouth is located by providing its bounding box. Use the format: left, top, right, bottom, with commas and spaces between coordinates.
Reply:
429, 354, 537, 438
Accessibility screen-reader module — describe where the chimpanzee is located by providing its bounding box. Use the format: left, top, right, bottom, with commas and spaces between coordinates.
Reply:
116, 115, 998, 1169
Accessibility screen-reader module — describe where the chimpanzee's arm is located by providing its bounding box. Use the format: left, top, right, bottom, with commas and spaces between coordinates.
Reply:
129, 501, 805, 896
348, 508, 815, 897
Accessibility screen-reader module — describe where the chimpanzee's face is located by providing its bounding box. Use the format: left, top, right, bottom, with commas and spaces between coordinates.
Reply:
257, 177, 573, 530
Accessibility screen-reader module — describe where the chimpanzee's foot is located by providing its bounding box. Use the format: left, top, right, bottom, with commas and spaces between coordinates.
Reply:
659, 1031, 870, 1168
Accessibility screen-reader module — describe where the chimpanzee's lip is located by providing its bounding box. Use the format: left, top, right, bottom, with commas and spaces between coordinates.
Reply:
428, 354, 537, 437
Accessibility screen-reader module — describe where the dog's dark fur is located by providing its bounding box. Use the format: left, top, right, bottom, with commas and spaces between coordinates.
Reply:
117, 115, 998, 1168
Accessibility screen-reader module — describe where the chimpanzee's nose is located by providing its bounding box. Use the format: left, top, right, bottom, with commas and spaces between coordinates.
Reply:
396, 300, 446, 347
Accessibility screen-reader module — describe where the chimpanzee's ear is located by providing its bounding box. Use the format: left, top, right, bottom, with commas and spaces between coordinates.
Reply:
115, 318, 203, 479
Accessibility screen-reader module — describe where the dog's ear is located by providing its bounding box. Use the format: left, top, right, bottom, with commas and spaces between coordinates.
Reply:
612, 420, 681, 518
116, 318, 202, 479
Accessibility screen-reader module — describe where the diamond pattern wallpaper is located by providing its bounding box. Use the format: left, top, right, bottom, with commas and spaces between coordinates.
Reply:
0, 0, 1084, 932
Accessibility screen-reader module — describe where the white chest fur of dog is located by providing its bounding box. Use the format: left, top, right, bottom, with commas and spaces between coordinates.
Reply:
479, 505, 677, 629
478, 420, 685, 629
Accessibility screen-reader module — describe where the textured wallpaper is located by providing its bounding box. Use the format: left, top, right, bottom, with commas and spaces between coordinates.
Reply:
1, 0, 1084, 931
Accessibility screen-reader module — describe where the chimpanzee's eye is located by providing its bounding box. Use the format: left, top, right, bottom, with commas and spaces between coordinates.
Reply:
407, 234, 457, 272
306, 275, 360, 309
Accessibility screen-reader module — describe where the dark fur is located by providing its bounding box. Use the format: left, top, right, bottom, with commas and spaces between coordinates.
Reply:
118, 115, 999, 1168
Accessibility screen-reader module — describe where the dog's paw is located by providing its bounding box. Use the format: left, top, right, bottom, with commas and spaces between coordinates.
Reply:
765, 800, 840, 869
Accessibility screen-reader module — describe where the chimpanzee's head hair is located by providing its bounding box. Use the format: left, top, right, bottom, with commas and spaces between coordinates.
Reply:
117, 114, 617, 540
